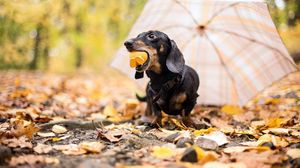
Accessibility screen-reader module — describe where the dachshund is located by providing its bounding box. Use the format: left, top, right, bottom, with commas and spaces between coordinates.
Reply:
124, 30, 199, 127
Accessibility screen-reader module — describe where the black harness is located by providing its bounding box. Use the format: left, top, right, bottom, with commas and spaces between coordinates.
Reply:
149, 68, 186, 107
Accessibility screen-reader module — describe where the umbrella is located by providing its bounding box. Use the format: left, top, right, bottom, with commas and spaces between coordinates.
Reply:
111, 0, 298, 106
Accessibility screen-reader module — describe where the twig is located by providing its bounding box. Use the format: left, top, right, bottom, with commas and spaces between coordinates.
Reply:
38, 119, 112, 130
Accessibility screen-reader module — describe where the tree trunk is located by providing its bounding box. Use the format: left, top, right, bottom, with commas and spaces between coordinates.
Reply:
75, 47, 82, 68
29, 24, 42, 70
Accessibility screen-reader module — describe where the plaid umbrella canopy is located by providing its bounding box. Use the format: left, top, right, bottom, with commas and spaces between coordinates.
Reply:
111, 0, 297, 106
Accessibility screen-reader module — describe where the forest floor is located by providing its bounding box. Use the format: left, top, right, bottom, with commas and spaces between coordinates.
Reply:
0, 70, 300, 168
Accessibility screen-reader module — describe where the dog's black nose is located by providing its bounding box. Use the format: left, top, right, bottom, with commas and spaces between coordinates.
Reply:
124, 39, 134, 48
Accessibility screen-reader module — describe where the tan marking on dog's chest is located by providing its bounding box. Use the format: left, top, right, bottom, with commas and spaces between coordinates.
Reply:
171, 92, 187, 110
175, 93, 187, 103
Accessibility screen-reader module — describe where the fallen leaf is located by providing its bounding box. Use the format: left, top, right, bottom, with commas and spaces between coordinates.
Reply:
151, 146, 175, 159
10, 122, 39, 139
257, 134, 289, 147
223, 146, 270, 153
266, 128, 291, 135
103, 104, 120, 122
287, 148, 300, 159
79, 141, 104, 153
221, 105, 244, 115
266, 118, 288, 128
1, 136, 32, 148
230, 151, 286, 168
37, 132, 55, 137
199, 131, 228, 146
52, 125, 68, 134
9, 155, 58, 166
51, 135, 71, 142
54, 144, 86, 155
194, 128, 217, 136
33, 143, 53, 154
203, 161, 247, 168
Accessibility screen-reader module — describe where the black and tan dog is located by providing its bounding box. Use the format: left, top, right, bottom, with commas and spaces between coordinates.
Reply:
124, 30, 199, 127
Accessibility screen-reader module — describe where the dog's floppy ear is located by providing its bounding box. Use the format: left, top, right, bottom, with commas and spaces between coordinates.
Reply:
166, 40, 185, 74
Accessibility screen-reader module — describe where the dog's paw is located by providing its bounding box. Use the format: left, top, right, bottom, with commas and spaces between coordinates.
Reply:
182, 117, 207, 130
137, 115, 162, 128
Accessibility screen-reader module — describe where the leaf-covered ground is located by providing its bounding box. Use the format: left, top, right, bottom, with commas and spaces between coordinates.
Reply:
0, 70, 300, 168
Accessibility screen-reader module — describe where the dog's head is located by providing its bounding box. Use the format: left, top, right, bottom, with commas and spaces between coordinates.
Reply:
124, 30, 185, 78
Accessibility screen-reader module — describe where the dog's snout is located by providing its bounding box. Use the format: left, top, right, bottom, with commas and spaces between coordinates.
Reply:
124, 39, 134, 49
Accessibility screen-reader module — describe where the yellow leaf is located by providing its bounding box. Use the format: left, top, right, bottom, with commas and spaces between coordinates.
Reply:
266, 118, 287, 128
129, 51, 148, 68
264, 98, 281, 105
221, 105, 244, 115
194, 128, 217, 136
257, 134, 289, 147
51, 137, 62, 142
103, 104, 120, 122
193, 146, 205, 161
151, 146, 174, 159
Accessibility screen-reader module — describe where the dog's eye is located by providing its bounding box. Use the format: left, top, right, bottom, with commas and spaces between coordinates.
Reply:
147, 34, 156, 40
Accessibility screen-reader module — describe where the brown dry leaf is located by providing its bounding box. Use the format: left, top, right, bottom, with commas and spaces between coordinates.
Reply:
54, 144, 87, 155
122, 99, 140, 120
11, 122, 40, 139
51, 125, 68, 134
96, 127, 128, 143
223, 146, 270, 153
286, 148, 300, 159
33, 143, 53, 154
79, 141, 104, 153
221, 105, 244, 115
1, 136, 33, 148
9, 155, 58, 167
203, 161, 247, 168
266, 128, 291, 135
230, 151, 287, 168
250, 120, 265, 129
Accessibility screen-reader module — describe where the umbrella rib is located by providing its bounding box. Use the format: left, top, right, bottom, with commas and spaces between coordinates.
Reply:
233, 6, 252, 37
206, 2, 240, 26
158, 25, 194, 31
208, 28, 299, 70
173, 0, 199, 25
204, 32, 239, 104
181, 33, 198, 51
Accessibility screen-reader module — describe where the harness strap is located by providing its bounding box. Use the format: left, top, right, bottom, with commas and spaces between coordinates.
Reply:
152, 69, 186, 103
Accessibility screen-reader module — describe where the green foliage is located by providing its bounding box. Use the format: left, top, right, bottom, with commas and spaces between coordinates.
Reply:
0, 0, 146, 71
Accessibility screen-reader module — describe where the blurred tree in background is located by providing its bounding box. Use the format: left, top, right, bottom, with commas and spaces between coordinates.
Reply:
0, 0, 146, 72
0, 0, 299, 72
268, 0, 300, 61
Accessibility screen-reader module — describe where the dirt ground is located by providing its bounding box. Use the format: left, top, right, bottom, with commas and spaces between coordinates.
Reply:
0, 70, 300, 168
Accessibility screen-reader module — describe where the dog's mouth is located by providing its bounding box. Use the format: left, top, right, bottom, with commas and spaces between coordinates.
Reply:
129, 49, 151, 72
